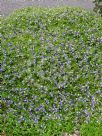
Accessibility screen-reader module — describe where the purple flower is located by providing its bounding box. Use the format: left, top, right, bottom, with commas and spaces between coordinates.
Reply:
23, 99, 28, 103
83, 110, 91, 119
8, 43, 12, 46
0, 68, 3, 72
0, 104, 2, 108
91, 96, 96, 109
34, 118, 38, 123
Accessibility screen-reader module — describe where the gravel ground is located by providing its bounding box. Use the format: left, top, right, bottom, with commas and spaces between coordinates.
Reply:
0, 0, 94, 17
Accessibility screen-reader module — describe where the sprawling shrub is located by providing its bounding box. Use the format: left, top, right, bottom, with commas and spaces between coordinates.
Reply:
0, 6, 102, 135
93, 0, 102, 16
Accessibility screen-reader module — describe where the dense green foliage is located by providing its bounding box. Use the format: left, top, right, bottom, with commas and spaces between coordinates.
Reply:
93, 0, 102, 16
0, 6, 102, 136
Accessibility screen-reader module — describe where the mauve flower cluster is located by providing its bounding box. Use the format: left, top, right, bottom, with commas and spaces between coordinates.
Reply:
0, 7, 102, 130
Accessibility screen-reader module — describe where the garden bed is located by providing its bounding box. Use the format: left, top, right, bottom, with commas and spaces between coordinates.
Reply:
0, 6, 102, 136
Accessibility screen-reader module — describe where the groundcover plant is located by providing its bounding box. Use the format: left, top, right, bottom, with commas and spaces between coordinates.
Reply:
0, 6, 102, 136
